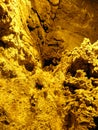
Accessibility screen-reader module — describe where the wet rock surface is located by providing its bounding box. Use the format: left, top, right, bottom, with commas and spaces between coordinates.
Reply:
0, 0, 98, 130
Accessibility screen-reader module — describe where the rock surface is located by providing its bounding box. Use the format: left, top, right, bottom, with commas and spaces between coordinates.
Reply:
0, 0, 98, 130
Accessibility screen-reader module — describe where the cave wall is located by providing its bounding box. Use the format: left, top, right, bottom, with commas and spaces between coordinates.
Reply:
26, 0, 98, 68
0, 0, 98, 130
29, 0, 98, 48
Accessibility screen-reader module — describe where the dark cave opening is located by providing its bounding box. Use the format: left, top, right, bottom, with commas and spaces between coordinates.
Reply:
89, 117, 98, 130
0, 40, 8, 48
43, 58, 54, 67
24, 62, 34, 72
35, 80, 43, 90
43, 58, 60, 68
1, 120, 10, 125
63, 81, 76, 94
67, 58, 93, 79
27, 24, 34, 32
93, 117, 98, 130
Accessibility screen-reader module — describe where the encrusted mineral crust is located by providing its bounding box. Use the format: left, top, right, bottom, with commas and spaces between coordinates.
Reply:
0, 0, 98, 130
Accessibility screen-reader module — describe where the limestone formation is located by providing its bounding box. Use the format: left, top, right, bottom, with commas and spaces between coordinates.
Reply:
0, 0, 98, 130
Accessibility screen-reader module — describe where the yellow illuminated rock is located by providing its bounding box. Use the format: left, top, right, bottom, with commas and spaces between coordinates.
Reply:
0, 0, 98, 130
49, 0, 60, 5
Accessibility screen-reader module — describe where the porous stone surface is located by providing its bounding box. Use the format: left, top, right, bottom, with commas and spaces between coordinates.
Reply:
0, 0, 98, 130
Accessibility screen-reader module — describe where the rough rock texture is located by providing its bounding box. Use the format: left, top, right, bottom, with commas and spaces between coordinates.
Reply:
0, 0, 98, 130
